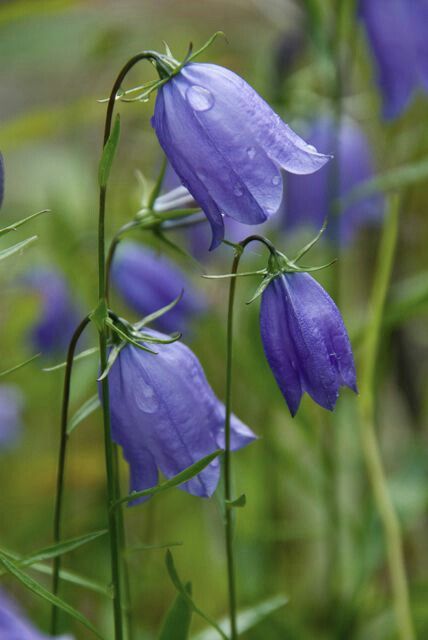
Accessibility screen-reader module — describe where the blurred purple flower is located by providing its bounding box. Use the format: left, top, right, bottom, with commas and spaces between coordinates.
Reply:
0, 385, 24, 450
111, 242, 206, 333
105, 334, 256, 504
152, 62, 330, 249
359, 0, 428, 119
260, 272, 357, 416
284, 117, 383, 244
0, 588, 73, 639
23, 267, 80, 357
0, 152, 4, 210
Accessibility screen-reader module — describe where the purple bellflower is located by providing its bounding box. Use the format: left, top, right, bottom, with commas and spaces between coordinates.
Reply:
152, 62, 330, 249
111, 242, 207, 333
23, 267, 80, 357
0, 385, 24, 450
260, 272, 357, 416
0, 588, 73, 639
284, 117, 383, 244
105, 332, 256, 504
359, 0, 428, 119
0, 152, 4, 209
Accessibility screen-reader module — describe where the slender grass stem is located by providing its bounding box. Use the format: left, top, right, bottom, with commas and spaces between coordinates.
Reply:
51, 315, 91, 635
359, 195, 415, 640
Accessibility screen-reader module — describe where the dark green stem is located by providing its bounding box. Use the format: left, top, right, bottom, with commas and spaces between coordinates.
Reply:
98, 51, 161, 640
51, 315, 91, 634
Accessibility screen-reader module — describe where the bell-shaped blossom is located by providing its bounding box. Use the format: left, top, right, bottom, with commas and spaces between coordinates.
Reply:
106, 334, 256, 504
359, 0, 428, 119
0, 152, 4, 209
111, 242, 207, 333
152, 62, 330, 249
0, 588, 73, 639
23, 267, 81, 357
284, 117, 383, 244
260, 272, 357, 416
0, 385, 24, 450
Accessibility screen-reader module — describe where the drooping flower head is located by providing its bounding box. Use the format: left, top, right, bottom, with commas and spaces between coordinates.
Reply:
22, 267, 81, 357
359, 0, 428, 119
0, 152, 4, 210
0, 588, 73, 639
0, 385, 24, 450
111, 242, 207, 333
260, 271, 357, 416
152, 61, 330, 248
284, 116, 383, 244
105, 332, 256, 504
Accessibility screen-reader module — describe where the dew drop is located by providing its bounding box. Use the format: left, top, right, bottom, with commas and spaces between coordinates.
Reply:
136, 382, 159, 414
272, 175, 280, 186
247, 147, 256, 160
306, 144, 317, 152
233, 183, 244, 197
186, 85, 215, 112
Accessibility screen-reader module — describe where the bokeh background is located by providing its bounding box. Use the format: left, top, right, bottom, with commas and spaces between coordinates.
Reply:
1, 0, 428, 638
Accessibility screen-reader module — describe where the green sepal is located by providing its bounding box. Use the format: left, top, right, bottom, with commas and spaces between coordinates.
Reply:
136, 292, 183, 329
98, 343, 122, 382
186, 32, 226, 64
98, 113, 121, 187
90, 299, 108, 332
246, 274, 276, 305
292, 217, 327, 263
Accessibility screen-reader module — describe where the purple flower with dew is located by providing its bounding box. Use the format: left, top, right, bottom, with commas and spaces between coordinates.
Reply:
23, 267, 81, 357
152, 62, 330, 249
0, 588, 73, 639
104, 333, 256, 504
111, 242, 207, 334
284, 117, 383, 245
0, 152, 4, 210
359, 0, 428, 119
0, 385, 24, 450
260, 272, 357, 416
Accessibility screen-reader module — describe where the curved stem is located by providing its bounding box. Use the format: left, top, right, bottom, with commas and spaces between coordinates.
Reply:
98, 51, 160, 640
359, 195, 414, 640
51, 315, 91, 634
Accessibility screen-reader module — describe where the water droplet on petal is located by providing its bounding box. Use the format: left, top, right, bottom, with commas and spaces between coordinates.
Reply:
233, 183, 244, 197
247, 147, 256, 160
186, 85, 215, 112
272, 175, 280, 186
136, 382, 159, 413
306, 144, 317, 152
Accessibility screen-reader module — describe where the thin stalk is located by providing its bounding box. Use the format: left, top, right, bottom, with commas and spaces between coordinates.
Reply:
51, 315, 91, 634
223, 235, 276, 640
98, 52, 160, 640
358, 195, 415, 640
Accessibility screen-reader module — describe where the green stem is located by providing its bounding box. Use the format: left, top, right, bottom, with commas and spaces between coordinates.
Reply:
359, 195, 415, 640
51, 315, 91, 635
98, 51, 160, 640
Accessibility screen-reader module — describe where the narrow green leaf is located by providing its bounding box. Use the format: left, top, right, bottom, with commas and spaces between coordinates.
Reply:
67, 394, 100, 434
1, 549, 111, 598
165, 550, 228, 640
0, 551, 105, 639
158, 581, 193, 640
43, 346, 98, 372
114, 450, 223, 508
0, 235, 37, 260
0, 209, 49, 237
191, 594, 288, 640
125, 541, 183, 555
225, 494, 246, 508
98, 114, 121, 187
0, 353, 40, 377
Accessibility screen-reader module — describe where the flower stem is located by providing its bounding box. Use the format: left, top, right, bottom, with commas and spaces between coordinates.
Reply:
51, 315, 91, 635
224, 249, 241, 640
359, 194, 415, 640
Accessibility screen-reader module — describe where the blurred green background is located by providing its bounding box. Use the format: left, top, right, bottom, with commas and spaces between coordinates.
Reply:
1, 1, 428, 638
